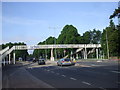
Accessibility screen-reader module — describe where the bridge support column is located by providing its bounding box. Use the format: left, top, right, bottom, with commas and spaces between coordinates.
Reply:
6, 55, 9, 64
85, 47, 87, 59
50, 48, 54, 61
76, 54, 78, 59
84, 47, 87, 59
96, 48, 98, 59
3, 58, 6, 66
9, 54, 11, 64
70, 51, 73, 60
13, 52, 15, 64
83, 50, 85, 59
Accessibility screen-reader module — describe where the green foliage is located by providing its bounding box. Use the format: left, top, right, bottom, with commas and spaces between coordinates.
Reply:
101, 20, 120, 58
82, 31, 91, 44
82, 29, 101, 44
33, 25, 102, 59
57, 25, 80, 44
33, 36, 56, 59
109, 8, 120, 19
2, 42, 28, 60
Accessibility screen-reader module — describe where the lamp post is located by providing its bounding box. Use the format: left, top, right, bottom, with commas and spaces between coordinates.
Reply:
45, 40, 47, 60
49, 26, 60, 60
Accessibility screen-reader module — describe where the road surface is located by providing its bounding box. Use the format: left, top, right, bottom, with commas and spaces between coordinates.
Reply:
2, 60, 120, 89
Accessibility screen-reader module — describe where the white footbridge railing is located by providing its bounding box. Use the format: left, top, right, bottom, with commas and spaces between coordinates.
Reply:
0, 44, 101, 65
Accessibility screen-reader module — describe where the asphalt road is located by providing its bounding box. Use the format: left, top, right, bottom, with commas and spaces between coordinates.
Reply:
26, 60, 119, 89
2, 60, 120, 89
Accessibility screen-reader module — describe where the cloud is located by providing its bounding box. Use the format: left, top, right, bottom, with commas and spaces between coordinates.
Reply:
2, 16, 48, 26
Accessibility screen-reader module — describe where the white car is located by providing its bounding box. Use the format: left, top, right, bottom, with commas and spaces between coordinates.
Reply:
57, 58, 76, 66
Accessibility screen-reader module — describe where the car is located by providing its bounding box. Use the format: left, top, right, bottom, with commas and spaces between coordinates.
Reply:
32, 58, 37, 62
57, 58, 76, 66
18, 57, 22, 61
38, 59, 46, 65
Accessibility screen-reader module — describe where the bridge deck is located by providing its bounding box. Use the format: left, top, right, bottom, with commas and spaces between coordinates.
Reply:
14, 44, 101, 50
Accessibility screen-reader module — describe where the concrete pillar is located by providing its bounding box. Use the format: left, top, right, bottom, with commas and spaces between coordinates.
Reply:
50, 48, 54, 61
76, 54, 78, 59
96, 48, 98, 59
9, 54, 11, 64
13, 52, 15, 64
83, 46, 87, 59
85, 47, 87, 59
83, 49, 85, 59
6, 55, 9, 64
3, 58, 6, 66
70, 51, 73, 60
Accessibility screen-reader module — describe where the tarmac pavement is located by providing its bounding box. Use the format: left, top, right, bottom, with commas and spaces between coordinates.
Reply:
2, 61, 55, 88
2, 59, 119, 89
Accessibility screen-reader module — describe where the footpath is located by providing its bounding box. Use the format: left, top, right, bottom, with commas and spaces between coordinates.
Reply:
2, 61, 55, 88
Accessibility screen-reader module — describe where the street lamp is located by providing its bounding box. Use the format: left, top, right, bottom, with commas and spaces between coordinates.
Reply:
48, 26, 60, 60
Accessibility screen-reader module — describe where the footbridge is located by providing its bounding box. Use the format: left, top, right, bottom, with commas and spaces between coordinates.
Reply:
0, 44, 101, 66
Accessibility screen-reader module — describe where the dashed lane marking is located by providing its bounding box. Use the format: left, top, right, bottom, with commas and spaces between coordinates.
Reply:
111, 71, 120, 74
99, 87, 107, 90
61, 75, 66, 77
70, 77, 77, 80
82, 81, 91, 85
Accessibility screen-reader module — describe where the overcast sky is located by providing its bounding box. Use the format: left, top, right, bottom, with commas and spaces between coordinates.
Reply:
2, 2, 118, 46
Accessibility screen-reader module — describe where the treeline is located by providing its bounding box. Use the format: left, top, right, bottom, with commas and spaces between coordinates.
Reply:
2, 5, 120, 60
33, 19, 119, 59
33, 25, 102, 59
101, 20, 120, 58
2, 20, 119, 60
2, 42, 28, 60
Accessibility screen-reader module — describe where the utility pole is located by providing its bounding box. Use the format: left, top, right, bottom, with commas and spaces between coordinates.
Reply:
106, 30, 109, 59
45, 40, 47, 60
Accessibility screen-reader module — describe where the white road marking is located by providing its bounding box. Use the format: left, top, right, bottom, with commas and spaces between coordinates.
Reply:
61, 75, 66, 77
99, 87, 107, 90
28, 67, 32, 69
111, 71, 120, 73
64, 67, 69, 68
70, 77, 77, 80
91, 64, 104, 67
82, 81, 91, 85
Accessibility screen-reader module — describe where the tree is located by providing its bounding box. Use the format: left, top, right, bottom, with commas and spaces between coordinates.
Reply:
57, 25, 80, 44
33, 24, 102, 59
2, 42, 28, 60
91, 29, 102, 44
33, 36, 56, 59
82, 31, 91, 44
56, 25, 81, 58
101, 20, 120, 58
109, 8, 120, 19
82, 29, 101, 44
110, 1, 120, 19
